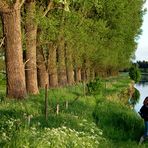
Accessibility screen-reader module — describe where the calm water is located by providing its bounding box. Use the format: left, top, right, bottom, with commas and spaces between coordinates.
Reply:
134, 81, 148, 112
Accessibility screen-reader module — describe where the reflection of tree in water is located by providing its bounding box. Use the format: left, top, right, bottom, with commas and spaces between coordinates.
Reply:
129, 87, 140, 106
138, 81, 148, 87
137, 74, 148, 87
139, 74, 148, 83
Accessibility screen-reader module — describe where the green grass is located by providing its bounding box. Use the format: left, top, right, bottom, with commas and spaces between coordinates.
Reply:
0, 73, 148, 147
0, 73, 6, 96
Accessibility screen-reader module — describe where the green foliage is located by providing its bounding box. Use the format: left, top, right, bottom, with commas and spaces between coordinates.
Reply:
129, 64, 141, 83
0, 73, 6, 95
29, 0, 145, 74
0, 0, 145, 77
86, 78, 103, 95
0, 93, 5, 102
129, 87, 140, 106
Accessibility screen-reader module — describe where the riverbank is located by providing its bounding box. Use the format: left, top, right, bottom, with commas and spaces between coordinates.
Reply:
0, 73, 147, 147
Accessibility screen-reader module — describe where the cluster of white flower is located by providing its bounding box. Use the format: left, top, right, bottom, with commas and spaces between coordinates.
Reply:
17, 125, 105, 148
0, 116, 105, 147
78, 119, 103, 136
0, 118, 20, 144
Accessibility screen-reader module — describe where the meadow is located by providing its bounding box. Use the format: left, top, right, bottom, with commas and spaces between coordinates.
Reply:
0, 74, 148, 147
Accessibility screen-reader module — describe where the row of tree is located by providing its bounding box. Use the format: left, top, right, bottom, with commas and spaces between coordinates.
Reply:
137, 61, 148, 69
0, 0, 145, 99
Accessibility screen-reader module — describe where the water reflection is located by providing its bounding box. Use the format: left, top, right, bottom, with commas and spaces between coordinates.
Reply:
139, 74, 148, 83
137, 81, 148, 87
134, 76, 148, 112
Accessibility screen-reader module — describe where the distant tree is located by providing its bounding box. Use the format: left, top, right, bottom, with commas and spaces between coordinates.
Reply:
137, 60, 148, 69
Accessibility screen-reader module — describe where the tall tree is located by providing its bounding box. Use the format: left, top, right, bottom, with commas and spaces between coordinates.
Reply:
37, 45, 49, 88
57, 11, 67, 86
0, 0, 27, 99
36, 0, 56, 88
65, 46, 74, 85
25, 0, 39, 94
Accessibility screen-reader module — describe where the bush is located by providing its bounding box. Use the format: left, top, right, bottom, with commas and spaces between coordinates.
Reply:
86, 78, 103, 95
129, 64, 141, 83
129, 88, 140, 106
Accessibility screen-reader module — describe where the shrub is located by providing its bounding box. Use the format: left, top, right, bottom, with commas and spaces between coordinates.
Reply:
129, 64, 141, 83
129, 87, 140, 106
86, 78, 103, 95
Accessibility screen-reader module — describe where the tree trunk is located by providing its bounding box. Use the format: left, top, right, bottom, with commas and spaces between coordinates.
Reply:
48, 43, 58, 87
37, 47, 49, 88
2, 8, 27, 99
86, 68, 90, 82
90, 67, 95, 80
57, 36, 67, 86
74, 67, 81, 83
66, 48, 74, 85
85, 60, 90, 82
25, 1, 39, 94
81, 67, 86, 82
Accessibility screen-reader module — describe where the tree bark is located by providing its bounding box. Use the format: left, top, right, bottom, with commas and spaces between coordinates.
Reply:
66, 48, 74, 85
86, 67, 90, 82
2, 8, 27, 98
85, 60, 90, 82
48, 43, 58, 87
57, 36, 67, 86
37, 47, 49, 88
90, 67, 95, 80
25, 0, 39, 94
81, 67, 86, 82
74, 67, 81, 83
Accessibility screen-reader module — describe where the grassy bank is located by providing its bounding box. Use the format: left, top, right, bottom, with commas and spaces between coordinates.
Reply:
0, 74, 147, 147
